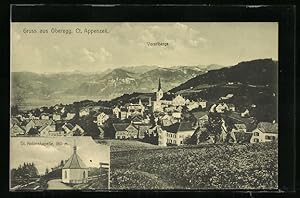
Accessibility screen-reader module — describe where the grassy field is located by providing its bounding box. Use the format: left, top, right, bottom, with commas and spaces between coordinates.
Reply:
95, 139, 162, 152
109, 141, 278, 190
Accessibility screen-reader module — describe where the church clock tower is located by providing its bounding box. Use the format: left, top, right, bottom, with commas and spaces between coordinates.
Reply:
156, 78, 163, 101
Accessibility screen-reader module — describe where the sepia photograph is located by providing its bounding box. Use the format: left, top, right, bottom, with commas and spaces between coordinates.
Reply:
10, 136, 110, 191
11, 22, 278, 190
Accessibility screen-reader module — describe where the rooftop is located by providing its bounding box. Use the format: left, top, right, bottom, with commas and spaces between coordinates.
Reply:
162, 122, 194, 133
63, 146, 87, 169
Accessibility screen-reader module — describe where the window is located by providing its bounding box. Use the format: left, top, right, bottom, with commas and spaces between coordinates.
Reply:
83, 171, 86, 178
271, 136, 276, 141
254, 132, 259, 136
180, 141, 183, 144
65, 170, 67, 179
265, 135, 271, 140
253, 138, 259, 143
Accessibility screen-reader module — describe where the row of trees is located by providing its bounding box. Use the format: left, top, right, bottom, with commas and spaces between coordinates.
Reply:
11, 162, 39, 181
190, 112, 239, 144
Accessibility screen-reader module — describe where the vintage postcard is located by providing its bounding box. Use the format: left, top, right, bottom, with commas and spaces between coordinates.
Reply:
11, 22, 278, 190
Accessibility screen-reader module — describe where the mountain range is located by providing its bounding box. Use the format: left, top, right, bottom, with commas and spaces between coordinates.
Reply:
11, 64, 223, 110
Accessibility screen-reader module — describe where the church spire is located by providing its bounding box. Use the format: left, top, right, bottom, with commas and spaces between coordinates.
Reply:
158, 78, 161, 91
73, 145, 77, 154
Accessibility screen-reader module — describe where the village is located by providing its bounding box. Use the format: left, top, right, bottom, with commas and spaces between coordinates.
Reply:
10, 78, 278, 146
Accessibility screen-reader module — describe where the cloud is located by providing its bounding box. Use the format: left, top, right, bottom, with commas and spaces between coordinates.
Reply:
99, 48, 112, 62
134, 23, 208, 50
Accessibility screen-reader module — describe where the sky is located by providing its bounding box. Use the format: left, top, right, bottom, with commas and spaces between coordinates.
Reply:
11, 22, 278, 73
10, 137, 110, 175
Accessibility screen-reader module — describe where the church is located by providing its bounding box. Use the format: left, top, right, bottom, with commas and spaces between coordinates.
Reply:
152, 78, 189, 113
62, 145, 89, 184
152, 78, 165, 112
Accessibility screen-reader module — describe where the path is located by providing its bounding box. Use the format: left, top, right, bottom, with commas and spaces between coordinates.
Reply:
47, 179, 73, 190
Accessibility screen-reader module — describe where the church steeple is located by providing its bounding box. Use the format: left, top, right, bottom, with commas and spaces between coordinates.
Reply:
73, 145, 77, 154
156, 78, 163, 102
158, 78, 162, 91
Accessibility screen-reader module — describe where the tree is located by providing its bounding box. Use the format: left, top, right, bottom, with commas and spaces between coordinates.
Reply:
206, 112, 223, 144
45, 168, 49, 175
27, 128, 39, 136
11, 105, 19, 116
60, 160, 64, 167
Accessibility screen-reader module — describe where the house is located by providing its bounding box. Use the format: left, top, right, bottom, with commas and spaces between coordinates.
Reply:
241, 109, 250, 117
40, 124, 55, 136
235, 132, 253, 143
119, 107, 128, 120
95, 112, 109, 126
227, 104, 236, 112
220, 93, 234, 100
186, 101, 199, 111
65, 112, 76, 120
198, 99, 207, 109
126, 100, 145, 118
25, 119, 55, 134
62, 123, 85, 136
53, 112, 62, 121
172, 95, 186, 106
79, 108, 90, 117
227, 112, 257, 132
113, 123, 139, 139
131, 115, 144, 125
10, 123, 26, 136
144, 125, 163, 145
192, 111, 209, 128
159, 122, 195, 146
232, 123, 247, 133
40, 113, 50, 120
62, 145, 89, 184
160, 114, 178, 126
250, 122, 278, 143
113, 106, 121, 118
136, 124, 152, 139
172, 112, 181, 119
215, 103, 229, 113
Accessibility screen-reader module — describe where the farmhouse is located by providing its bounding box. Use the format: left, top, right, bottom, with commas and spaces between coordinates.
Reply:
62, 145, 89, 184
113, 123, 139, 139
250, 122, 278, 143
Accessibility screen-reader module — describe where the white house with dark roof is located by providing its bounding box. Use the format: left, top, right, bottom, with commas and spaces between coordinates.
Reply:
62, 145, 89, 184
159, 122, 195, 146
250, 122, 278, 143
113, 123, 139, 139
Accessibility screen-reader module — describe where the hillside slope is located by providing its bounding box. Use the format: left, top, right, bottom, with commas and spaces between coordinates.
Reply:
110, 142, 278, 190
